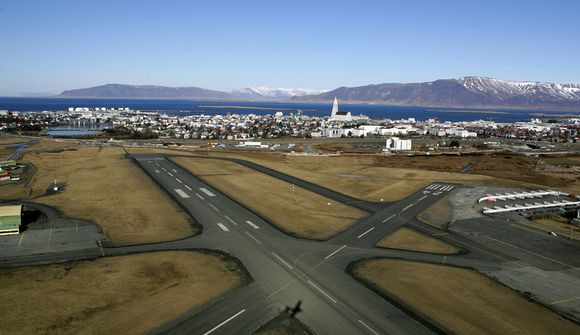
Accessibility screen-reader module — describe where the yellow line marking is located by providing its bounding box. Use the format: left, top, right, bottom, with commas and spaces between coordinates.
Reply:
550, 296, 580, 305
432, 232, 449, 236
482, 235, 578, 271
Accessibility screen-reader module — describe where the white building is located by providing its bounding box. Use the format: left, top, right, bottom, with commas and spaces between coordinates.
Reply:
329, 97, 352, 122
385, 137, 412, 151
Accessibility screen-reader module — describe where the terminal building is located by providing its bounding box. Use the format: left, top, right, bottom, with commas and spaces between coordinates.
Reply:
0, 204, 22, 235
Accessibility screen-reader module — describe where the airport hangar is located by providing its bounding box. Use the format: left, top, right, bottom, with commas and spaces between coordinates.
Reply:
0, 205, 22, 236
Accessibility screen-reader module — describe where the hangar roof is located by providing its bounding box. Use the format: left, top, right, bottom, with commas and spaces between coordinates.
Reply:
0, 205, 22, 217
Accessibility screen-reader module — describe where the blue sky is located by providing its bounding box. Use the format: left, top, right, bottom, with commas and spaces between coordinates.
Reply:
1, 0, 579, 95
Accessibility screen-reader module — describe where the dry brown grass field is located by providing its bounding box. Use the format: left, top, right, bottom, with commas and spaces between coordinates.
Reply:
376, 227, 459, 254
0, 251, 244, 335
416, 196, 452, 228
2, 146, 193, 244
172, 156, 367, 240
354, 259, 580, 335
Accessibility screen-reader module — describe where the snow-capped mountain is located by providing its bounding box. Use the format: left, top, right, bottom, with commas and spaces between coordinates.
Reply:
296, 77, 580, 109
233, 87, 329, 100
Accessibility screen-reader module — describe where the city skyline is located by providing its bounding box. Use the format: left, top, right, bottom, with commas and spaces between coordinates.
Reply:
1, 0, 579, 96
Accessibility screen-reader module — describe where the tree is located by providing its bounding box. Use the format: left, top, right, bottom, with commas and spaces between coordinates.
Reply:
450, 139, 460, 147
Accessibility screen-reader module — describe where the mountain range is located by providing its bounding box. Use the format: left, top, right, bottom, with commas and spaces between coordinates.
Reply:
57, 77, 580, 109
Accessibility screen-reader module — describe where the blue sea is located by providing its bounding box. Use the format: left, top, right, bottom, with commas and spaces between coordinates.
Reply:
1, 97, 579, 123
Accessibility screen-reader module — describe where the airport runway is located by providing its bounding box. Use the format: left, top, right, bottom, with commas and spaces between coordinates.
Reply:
2, 153, 579, 334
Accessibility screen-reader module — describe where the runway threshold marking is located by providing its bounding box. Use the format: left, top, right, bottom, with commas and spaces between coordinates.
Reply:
382, 214, 396, 223
245, 232, 261, 244
195, 193, 204, 200
272, 252, 294, 269
217, 223, 229, 232
225, 215, 238, 225
200, 187, 216, 197
550, 296, 580, 305
209, 203, 220, 212
174, 189, 190, 198
308, 280, 337, 303
357, 227, 375, 239
482, 235, 577, 270
324, 244, 347, 260
245, 220, 259, 229
185, 185, 192, 191
358, 320, 380, 335
402, 204, 414, 211
203, 309, 246, 335
175, 178, 182, 183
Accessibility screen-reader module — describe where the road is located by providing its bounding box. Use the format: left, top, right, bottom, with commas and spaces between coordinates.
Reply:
2, 153, 579, 334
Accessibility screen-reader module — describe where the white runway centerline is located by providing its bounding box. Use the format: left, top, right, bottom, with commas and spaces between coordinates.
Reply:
402, 204, 414, 211
185, 185, 192, 190
174, 189, 190, 198
417, 195, 428, 202
168, 172, 174, 177
209, 203, 220, 212
382, 214, 396, 223
308, 280, 337, 303
358, 320, 380, 335
203, 309, 246, 335
324, 244, 347, 260
225, 215, 238, 225
175, 178, 182, 183
154, 170, 160, 174
195, 193, 204, 200
245, 220, 259, 229
200, 187, 216, 197
357, 227, 375, 239
245, 232, 262, 244
272, 252, 294, 269
216, 223, 229, 232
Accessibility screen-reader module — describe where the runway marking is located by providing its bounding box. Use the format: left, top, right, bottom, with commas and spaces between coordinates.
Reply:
245, 220, 259, 229
203, 309, 246, 335
383, 214, 396, 223
482, 235, 577, 270
272, 252, 294, 269
175, 178, 182, 183
161, 167, 167, 171
225, 215, 238, 225
447, 186, 454, 191
245, 232, 262, 244
172, 169, 178, 173
417, 195, 428, 202
17, 234, 24, 247
100, 246, 105, 256
550, 296, 580, 305
324, 244, 347, 260
47, 226, 53, 247
442, 255, 447, 264
185, 185, 192, 190
358, 320, 380, 335
154, 169, 160, 174
200, 187, 216, 197
402, 204, 414, 211
195, 193, 204, 200
168, 172, 174, 177
308, 280, 337, 303
216, 223, 229, 232
209, 203, 220, 212
174, 189, 190, 198
357, 227, 375, 239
